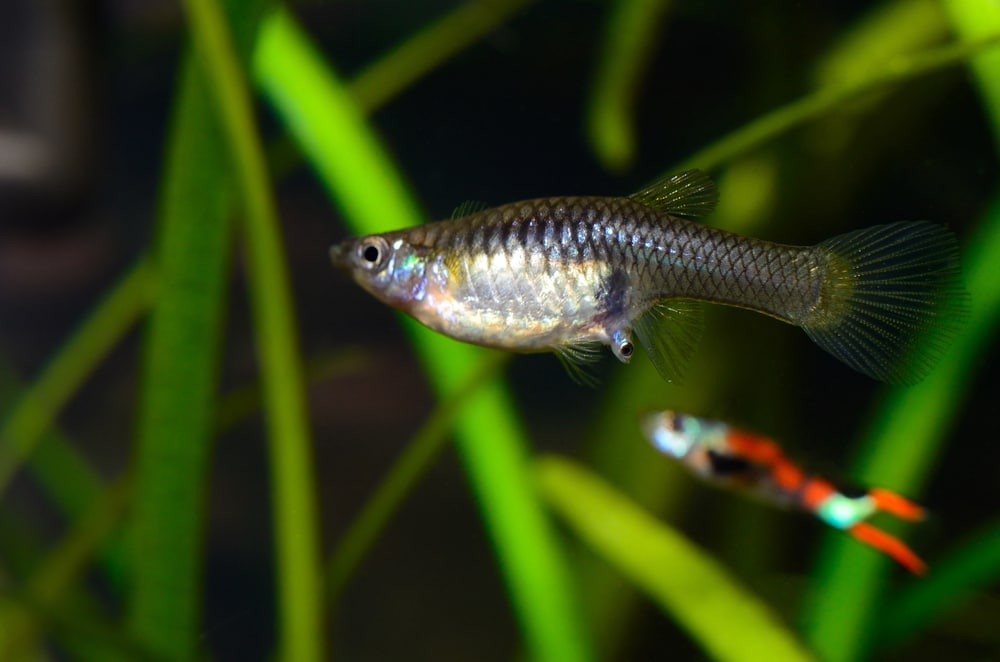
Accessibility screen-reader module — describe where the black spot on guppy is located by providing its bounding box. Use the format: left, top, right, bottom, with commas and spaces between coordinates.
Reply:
331, 169, 969, 384
706, 450, 754, 477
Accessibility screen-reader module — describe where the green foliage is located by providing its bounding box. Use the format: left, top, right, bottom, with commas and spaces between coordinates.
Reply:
536, 456, 816, 661
1, 1, 998, 660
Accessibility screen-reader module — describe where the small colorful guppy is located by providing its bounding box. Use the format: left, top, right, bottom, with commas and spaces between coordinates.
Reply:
641, 410, 927, 574
330, 170, 968, 384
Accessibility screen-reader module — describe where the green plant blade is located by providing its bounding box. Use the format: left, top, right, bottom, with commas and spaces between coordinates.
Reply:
350, 0, 537, 112
878, 516, 1000, 648
0, 259, 155, 502
586, 0, 672, 172
945, 0, 1000, 142
182, 1, 324, 660
1, 472, 131, 659
253, 10, 593, 662
536, 455, 816, 662
326, 352, 509, 603
802, 7, 1000, 660
675, 33, 1000, 174
127, 51, 236, 662
803, 192, 1000, 661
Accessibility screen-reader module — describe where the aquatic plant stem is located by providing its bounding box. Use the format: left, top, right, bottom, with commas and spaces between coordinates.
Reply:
802, 5, 1000, 650
350, 0, 538, 112
944, 0, 1000, 145
0, 259, 155, 501
803, 191, 1000, 662
1, 471, 132, 659
879, 513, 1000, 648
537, 456, 816, 662
326, 351, 509, 603
181, 2, 324, 660
675, 32, 1000, 172
254, 11, 593, 662
127, 56, 235, 659
586, 0, 672, 171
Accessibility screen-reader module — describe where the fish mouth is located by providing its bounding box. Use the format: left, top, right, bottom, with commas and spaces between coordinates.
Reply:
328, 241, 351, 269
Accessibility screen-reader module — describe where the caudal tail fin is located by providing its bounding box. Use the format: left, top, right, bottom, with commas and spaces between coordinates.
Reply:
802, 221, 968, 384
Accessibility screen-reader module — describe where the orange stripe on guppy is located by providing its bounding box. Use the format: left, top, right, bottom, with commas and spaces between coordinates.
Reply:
641, 410, 927, 575
330, 170, 967, 384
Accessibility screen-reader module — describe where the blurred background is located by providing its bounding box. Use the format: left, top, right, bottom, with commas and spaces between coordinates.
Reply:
1, 0, 998, 660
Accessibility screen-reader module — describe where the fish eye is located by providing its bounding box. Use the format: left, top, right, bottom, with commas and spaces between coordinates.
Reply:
357, 237, 390, 271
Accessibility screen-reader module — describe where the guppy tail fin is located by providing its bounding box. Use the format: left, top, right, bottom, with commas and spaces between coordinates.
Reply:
803, 221, 969, 384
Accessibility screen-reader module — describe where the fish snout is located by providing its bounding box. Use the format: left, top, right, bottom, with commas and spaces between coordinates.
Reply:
329, 241, 352, 269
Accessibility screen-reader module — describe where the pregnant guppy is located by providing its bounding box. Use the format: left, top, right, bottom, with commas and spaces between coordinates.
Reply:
331, 170, 967, 383
642, 410, 927, 574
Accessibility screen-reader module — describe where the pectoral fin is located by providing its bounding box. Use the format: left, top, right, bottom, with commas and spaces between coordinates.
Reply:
554, 342, 603, 387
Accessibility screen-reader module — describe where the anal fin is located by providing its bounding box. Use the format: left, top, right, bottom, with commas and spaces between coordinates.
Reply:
633, 300, 704, 383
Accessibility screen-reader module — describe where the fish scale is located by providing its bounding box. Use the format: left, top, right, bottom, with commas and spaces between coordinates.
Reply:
330, 169, 967, 384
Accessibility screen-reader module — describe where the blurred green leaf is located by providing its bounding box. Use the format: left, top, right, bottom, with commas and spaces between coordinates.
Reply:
253, 9, 594, 661
181, 0, 324, 660
0, 260, 155, 501
945, 0, 1000, 144
127, 45, 236, 662
813, 0, 947, 87
802, 4, 1000, 660
1, 473, 131, 659
326, 351, 509, 603
676, 32, 1000, 174
351, 0, 538, 112
879, 515, 1000, 648
586, 0, 672, 171
536, 455, 816, 662
804, 193, 1000, 661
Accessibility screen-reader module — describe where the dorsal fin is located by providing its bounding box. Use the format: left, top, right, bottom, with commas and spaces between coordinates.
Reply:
451, 200, 490, 219
630, 169, 719, 219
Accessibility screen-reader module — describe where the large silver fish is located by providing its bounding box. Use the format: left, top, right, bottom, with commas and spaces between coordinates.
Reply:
330, 170, 967, 383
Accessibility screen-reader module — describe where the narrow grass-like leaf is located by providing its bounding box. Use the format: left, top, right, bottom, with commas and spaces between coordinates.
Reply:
254, 12, 593, 662
127, 53, 235, 660
0, 365, 129, 594
803, 199, 1000, 659
350, 0, 538, 112
0, 259, 155, 501
586, 0, 672, 171
813, 0, 947, 87
803, 4, 1000, 658
181, 1, 324, 660
944, 0, 1000, 142
674, 33, 1000, 173
536, 455, 816, 662
0, 586, 165, 662
327, 351, 509, 602
878, 516, 1000, 648
253, 8, 419, 232
214, 348, 371, 434
1, 472, 131, 659
803, 198, 1000, 658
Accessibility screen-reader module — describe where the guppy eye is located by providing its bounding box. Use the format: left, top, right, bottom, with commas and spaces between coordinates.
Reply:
357, 237, 390, 271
